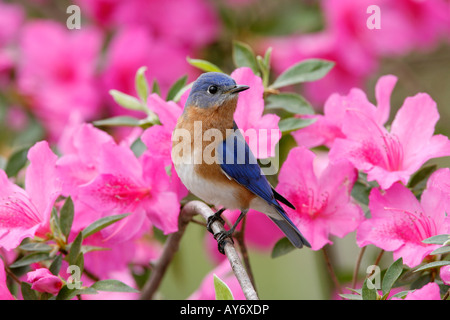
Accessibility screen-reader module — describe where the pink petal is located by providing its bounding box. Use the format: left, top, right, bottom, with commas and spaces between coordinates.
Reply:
374, 75, 397, 125
0, 171, 41, 250
145, 191, 180, 234
147, 93, 183, 130
25, 141, 61, 227
403, 282, 441, 300
0, 259, 14, 300
391, 93, 440, 162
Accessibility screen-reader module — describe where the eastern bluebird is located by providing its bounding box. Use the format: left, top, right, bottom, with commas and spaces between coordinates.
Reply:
172, 72, 310, 253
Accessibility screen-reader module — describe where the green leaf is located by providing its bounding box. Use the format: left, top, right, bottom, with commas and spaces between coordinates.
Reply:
265, 93, 314, 115
408, 165, 437, 189
5, 146, 30, 177
166, 75, 188, 101
213, 274, 234, 300
271, 237, 295, 258
81, 213, 130, 239
19, 242, 53, 252
93, 116, 142, 128
50, 207, 63, 241
187, 57, 223, 73
56, 285, 98, 300
60, 197, 74, 239
263, 46, 272, 69
381, 258, 403, 296
109, 89, 146, 112
49, 254, 63, 276
10, 252, 51, 268
389, 290, 410, 300
361, 278, 378, 300
172, 82, 193, 103
271, 59, 334, 89
232, 41, 259, 75
21, 282, 38, 300
430, 245, 450, 255
151, 79, 161, 95
68, 232, 83, 266
422, 234, 450, 245
135, 66, 149, 102
414, 260, 450, 273
278, 117, 317, 134
338, 293, 362, 300
351, 181, 371, 206
91, 280, 139, 293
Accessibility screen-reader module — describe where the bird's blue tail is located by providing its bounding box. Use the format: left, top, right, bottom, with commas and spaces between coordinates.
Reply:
271, 206, 311, 249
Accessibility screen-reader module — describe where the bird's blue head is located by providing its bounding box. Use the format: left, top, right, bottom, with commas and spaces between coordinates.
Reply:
185, 72, 249, 110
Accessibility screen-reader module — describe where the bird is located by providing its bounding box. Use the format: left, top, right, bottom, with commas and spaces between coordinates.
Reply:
172, 72, 310, 253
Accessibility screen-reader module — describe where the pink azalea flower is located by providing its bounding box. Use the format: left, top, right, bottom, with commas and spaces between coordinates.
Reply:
141, 94, 183, 164
231, 67, 281, 158
440, 265, 450, 286
0, 1, 24, 85
266, 31, 377, 106
27, 268, 63, 295
357, 183, 450, 268
0, 258, 14, 300
276, 147, 363, 250
101, 26, 195, 116
293, 75, 397, 149
0, 141, 61, 250
188, 259, 245, 300
76, 141, 181, 241
329, 92, 450, 190
426, 168, 450, 214
393, 282, 441, 300
323, 0, 449, 56
17, 21, 103, 140
80, 232, 161, 280
141, 94, 188, 201
75, 0, 218, 49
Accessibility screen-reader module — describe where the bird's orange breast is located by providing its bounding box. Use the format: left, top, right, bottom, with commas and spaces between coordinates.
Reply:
172, 101, 257, 209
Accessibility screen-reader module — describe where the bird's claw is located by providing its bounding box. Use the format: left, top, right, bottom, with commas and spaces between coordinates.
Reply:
214, 230, 234, 255
206, 208, 226, 234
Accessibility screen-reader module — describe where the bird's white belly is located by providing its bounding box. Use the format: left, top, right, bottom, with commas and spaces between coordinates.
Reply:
174, 162, 243, 210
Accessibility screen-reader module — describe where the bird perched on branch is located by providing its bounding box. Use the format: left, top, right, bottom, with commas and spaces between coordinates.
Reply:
172, 72, 310, 253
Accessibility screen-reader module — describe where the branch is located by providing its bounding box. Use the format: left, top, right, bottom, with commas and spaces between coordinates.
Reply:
140, 200, 259, 300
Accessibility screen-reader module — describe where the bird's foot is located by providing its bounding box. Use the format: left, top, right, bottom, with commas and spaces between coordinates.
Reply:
214, 230, 234, 255
206, 208, 226, 234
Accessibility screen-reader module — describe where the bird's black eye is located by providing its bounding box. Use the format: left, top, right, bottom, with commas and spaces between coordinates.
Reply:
208, 85, 218, 94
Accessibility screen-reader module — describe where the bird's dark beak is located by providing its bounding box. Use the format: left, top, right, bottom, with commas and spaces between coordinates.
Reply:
229, 85, 249, 94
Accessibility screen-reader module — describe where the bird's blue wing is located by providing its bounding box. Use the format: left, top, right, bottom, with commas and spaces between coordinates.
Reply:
217, 125, 310, 249
217, 126, 278, 208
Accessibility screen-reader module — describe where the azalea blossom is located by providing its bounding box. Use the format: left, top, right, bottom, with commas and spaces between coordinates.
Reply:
440, 265, 450, 286
0, 141, 61, 250
293, 74, 397, 149
75, 0, 219, 50
77, 141, 181, 240
267, 31, 377, 106
0, 258, 14, 300
392, 282, 441, 300
26, 268, 63, 295
231, 67, 281, 158
329, 92, 450, 190
101, 26, 195, 115
276, 147, 363, 250
357, 183, 450, 268
17, 21, 103, 140
426, 168, 450, 214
